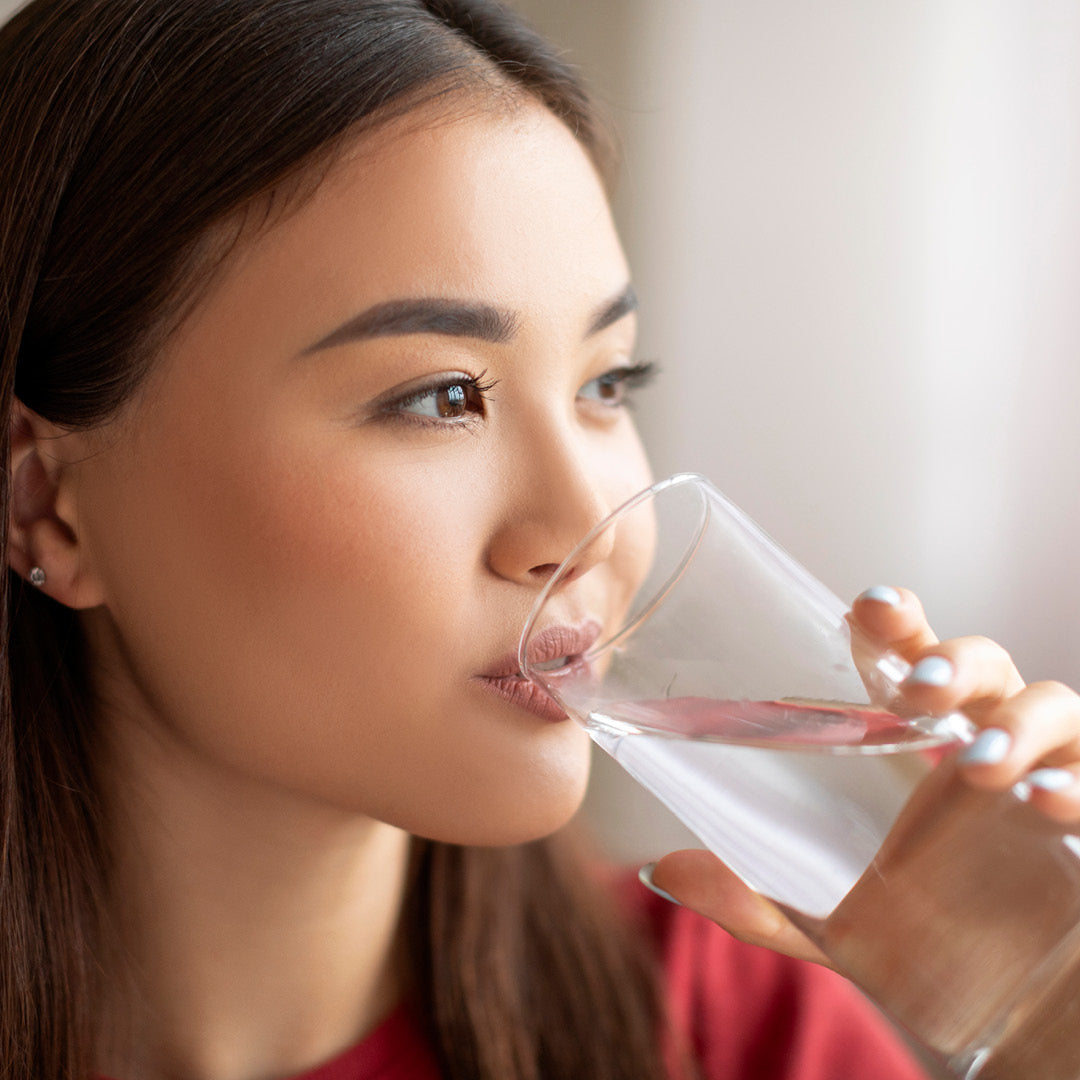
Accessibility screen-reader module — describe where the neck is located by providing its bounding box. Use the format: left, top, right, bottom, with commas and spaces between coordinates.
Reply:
96, 716, 413, 1080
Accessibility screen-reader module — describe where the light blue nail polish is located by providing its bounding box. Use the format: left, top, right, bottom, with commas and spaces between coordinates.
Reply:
959, 727, 1012, 766
859, 585, 901, 607
1027, 768, 1076, 792
638, 863, 682, 906
905, 656, 954, 688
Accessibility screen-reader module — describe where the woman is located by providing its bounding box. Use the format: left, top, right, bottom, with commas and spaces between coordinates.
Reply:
2, 1, 1078, 1077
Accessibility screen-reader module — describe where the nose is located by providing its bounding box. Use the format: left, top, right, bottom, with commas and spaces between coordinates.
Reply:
486, 445, 618, 589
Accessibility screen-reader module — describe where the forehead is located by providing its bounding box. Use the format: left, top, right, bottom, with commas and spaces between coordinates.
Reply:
171, 97, 627, 360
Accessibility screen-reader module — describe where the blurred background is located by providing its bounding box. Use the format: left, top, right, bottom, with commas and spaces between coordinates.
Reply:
502, 0, 1080, 861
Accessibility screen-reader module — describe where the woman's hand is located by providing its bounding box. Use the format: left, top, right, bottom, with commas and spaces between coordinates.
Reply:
853, 585, 1080, 821
645, 585, 1080, 965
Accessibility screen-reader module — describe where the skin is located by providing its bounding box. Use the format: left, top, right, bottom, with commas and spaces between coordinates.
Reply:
8, 88, 1080, 1080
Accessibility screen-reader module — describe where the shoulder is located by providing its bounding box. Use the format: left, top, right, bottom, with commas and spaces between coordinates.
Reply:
611, 870, 932, 1080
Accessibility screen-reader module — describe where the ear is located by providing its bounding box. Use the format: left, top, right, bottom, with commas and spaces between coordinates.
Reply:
8, 400, 106, 609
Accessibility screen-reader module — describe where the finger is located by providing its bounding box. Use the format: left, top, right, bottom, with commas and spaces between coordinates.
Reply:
957, 680, 1080, 790
897, 635, 1026, 720
647, 849, 832, 968
1024, 764, 1080, 823
848, 587, 945, 709
849, 586, 939, 661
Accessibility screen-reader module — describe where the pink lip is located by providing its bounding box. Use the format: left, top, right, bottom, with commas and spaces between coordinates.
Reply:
474, 620, 601, 723
475, 674, 575, 722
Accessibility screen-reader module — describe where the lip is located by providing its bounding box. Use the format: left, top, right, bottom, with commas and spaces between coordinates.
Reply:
474, 620, 601, 723
474, 673, 575, 722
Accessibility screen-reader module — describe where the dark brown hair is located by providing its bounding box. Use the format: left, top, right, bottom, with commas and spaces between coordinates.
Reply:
0, 1, 662, 1077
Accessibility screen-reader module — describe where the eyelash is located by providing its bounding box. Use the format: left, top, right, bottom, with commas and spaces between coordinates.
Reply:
379, 372, 499, 427
579, 361, 659, 408
379, 360, 660, 428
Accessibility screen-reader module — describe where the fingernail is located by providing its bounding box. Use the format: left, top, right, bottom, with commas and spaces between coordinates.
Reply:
638, 863, 682, 906
959, 727, 1012, 766
1027, 768, 1076, 792
905, 656, 954, 688
858, 585, 901, 607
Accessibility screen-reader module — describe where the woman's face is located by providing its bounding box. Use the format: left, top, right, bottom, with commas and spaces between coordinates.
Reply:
70, 97, 652, 845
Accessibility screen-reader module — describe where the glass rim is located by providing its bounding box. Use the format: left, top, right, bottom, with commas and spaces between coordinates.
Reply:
517, 471, 711, 679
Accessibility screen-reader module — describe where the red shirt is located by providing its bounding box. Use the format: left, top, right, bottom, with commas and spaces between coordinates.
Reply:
255, 878, 931, 1080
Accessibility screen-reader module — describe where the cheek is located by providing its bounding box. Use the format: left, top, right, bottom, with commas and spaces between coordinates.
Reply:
179, 436, 480, 713
588, 508, 656, 648
597, 432, 656, 624
81, 427, 592, 844
623, 495, 659, 597
83, 411, 469, 716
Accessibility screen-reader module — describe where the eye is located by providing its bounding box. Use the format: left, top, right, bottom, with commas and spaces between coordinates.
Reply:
384, 373, 496, 425
578, 362, 659, 408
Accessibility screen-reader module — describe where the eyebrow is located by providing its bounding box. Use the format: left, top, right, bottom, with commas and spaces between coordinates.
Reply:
303, 283, 638, 354
587, 283, 638, 336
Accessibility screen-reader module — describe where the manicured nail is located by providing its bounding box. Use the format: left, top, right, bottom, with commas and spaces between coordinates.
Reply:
1027, 768, 1077, 792
638, 863, 682, 906
905, 656, 954, 688
959, 727, 1012, 766
858, 585, 901, 607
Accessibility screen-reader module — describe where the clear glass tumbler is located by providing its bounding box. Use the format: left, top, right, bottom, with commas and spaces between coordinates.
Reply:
519, 473, 1080, 1079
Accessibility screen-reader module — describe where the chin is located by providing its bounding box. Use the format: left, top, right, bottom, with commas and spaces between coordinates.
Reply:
409, 761, 593, 848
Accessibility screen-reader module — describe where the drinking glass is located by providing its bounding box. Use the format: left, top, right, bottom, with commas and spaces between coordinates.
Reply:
519, 473, 1080, 1079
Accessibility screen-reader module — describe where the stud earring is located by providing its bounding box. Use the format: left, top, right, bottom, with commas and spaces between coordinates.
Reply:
28, 566, 46, 587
